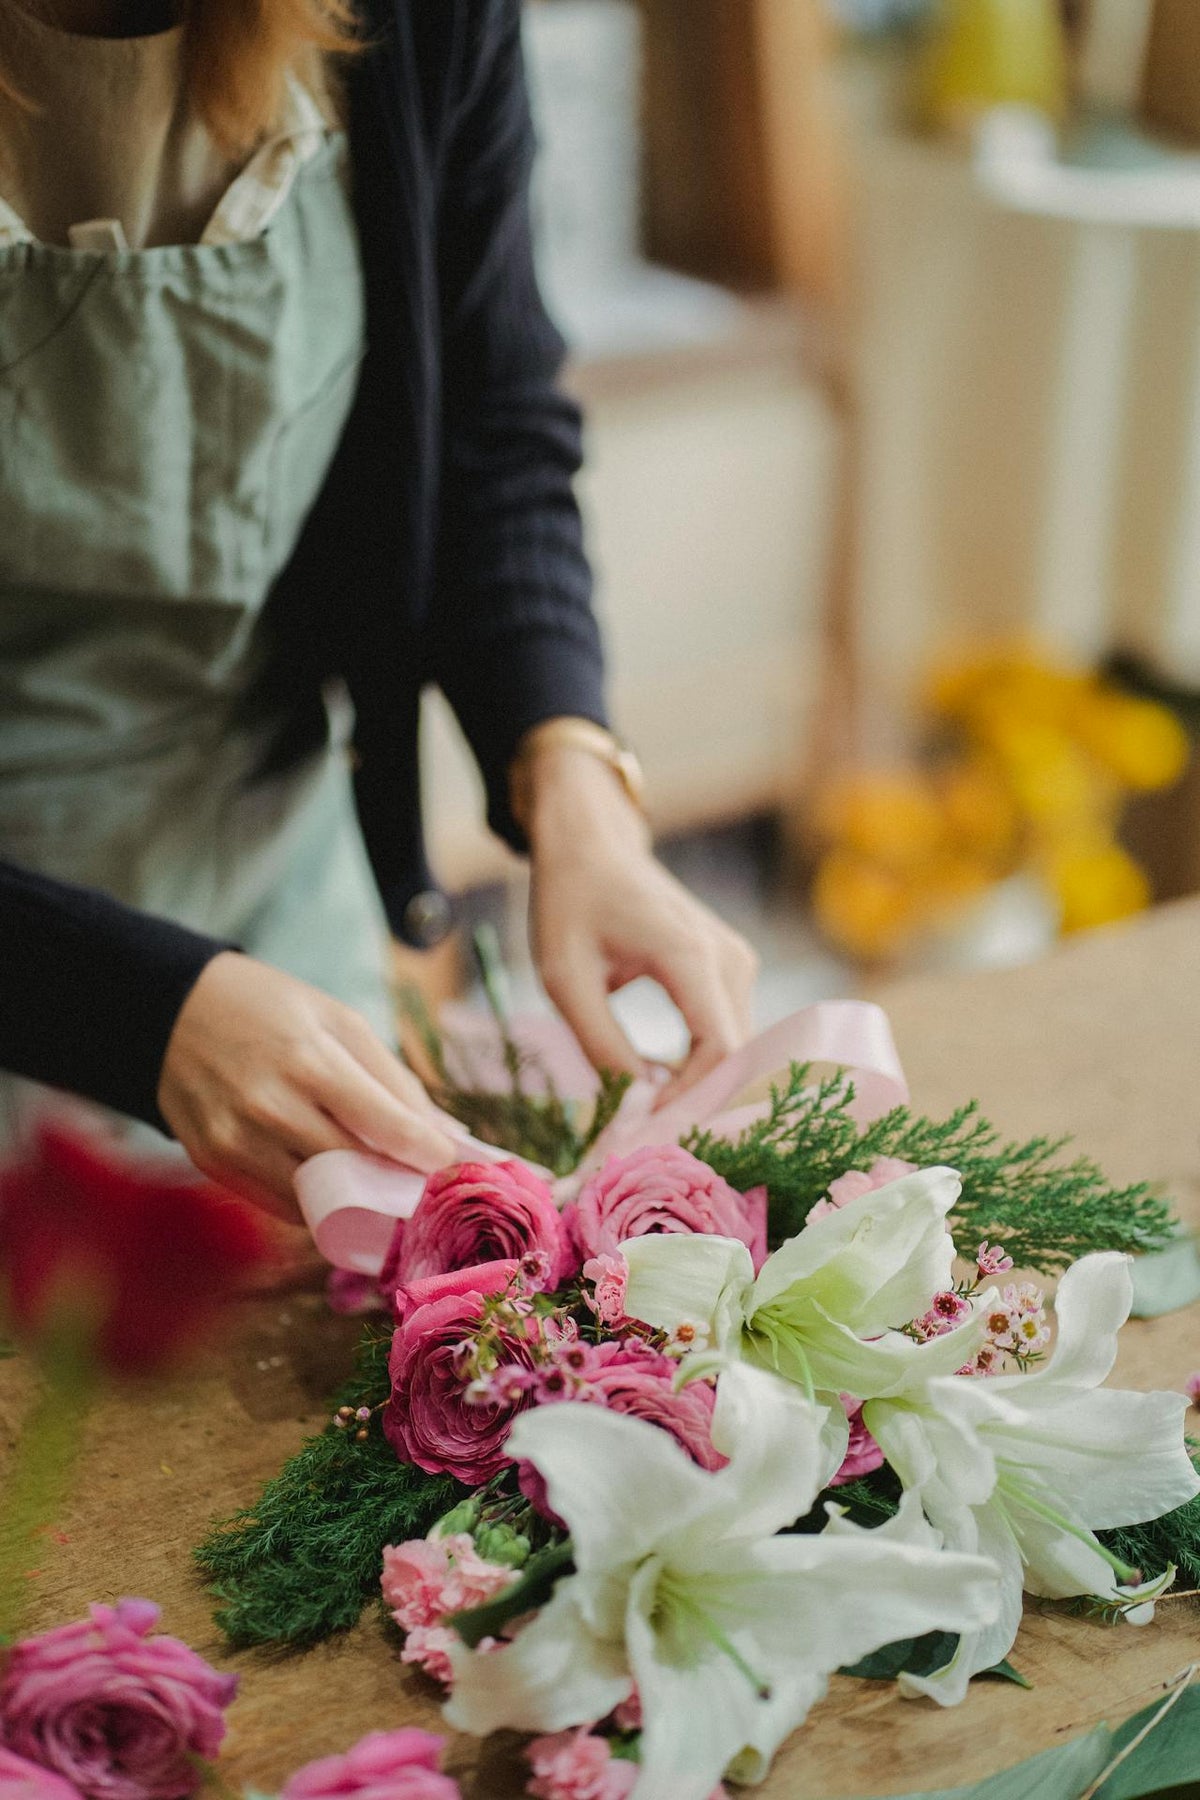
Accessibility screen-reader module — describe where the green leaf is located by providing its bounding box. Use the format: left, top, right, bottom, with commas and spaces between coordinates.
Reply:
982, 1657, 1032, 1689
1129, 1229, 1200, 1318
852, 1682, 1200, 1800
840, 1630, 958, 1682
450, 1538, 574, 1649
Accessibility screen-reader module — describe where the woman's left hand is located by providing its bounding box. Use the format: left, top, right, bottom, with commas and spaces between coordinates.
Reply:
525, 744, 758, 1105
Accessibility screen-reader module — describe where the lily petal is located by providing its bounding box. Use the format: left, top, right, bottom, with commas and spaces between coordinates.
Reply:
750, 1167, 960, 1335
444, 1583, 631, 1736
898, 1513, 1024, 1707
506, 1403, 714, 1575
621, 1232, 755, 1344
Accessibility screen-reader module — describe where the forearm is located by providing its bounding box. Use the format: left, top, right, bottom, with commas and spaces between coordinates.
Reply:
0, 859, 230, 1130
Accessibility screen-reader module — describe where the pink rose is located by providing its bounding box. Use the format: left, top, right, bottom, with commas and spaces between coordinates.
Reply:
383, 1290, 537, 1483
0, 1750, 80, 1800
829, 1397, 885, 1486
0, 1599, 237, 1800
806, 1157, 918, 1225
565, 1148, 766, 1270
280, 1730, 460, 1800
525, 1730, 637, 1800
384, 1163, 572, 1300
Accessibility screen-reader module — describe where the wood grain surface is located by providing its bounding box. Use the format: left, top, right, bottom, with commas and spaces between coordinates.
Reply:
3, 901, 1199, 1798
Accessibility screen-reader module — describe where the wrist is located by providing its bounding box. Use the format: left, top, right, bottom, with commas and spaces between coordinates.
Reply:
511, 720, 648, 853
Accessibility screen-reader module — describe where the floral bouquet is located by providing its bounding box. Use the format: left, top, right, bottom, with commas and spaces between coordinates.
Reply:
197, 998, 1200, 1800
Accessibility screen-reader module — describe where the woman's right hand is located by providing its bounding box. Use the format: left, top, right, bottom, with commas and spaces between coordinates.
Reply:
157, 951, 457, 1219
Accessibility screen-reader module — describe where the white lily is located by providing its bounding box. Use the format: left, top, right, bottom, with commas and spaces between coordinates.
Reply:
445, 1362, 1002, 1800
862, 1252, 1200, 1705
621, 1166, 985, 1473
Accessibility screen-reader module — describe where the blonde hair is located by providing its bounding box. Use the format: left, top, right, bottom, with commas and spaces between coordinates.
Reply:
0, 1, 364, 151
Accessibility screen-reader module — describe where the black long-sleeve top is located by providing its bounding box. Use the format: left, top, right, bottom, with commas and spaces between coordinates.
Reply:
0, 0, 608, 1129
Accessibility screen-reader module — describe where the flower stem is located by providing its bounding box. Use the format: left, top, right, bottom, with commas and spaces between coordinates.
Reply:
0, 1362, 93, 1643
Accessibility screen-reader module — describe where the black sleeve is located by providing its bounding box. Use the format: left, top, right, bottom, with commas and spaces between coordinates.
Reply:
424, 0, 609, 849
0, 858, 232, 1132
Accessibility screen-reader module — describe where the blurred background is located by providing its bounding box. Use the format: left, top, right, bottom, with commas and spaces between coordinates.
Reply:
413, 0, 1200, 1058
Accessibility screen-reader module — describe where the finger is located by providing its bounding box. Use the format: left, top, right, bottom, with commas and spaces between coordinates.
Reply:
648, 952, 745, 1110
319, 1042, 458, 1170
337, 1019, 445, 1119
244, 1085, 366, 1164
542, 946, 645, 1079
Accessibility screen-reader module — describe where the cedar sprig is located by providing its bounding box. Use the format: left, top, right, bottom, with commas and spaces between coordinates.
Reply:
195, 1331, 462, 1647
686, 1065, 1176, 1271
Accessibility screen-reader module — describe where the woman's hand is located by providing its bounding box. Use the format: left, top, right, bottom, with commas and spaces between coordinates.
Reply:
157, 953, 457, 1218
525, 744, 758, 1104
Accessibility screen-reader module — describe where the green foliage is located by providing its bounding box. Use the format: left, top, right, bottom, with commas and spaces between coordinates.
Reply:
687, 1067, 1176, 1271
398, 981, 630, 1177
1097, 1445, 1200, 1591
451, 1538, 574, 1649
196, 1333, 462, 1648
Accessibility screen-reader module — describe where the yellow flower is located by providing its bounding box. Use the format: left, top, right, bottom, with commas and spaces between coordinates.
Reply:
1043, 841, 1150, 934
935, 759, 1020, 870
812, 850, 921, 962
1068, 693, 1189, 793
813, 773, 943, 871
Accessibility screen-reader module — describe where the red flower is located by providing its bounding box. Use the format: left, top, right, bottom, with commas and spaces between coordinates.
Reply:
0, 1125, 270, 1376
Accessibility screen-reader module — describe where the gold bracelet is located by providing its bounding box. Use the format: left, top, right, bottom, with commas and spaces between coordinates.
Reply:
509, 718, 646, 833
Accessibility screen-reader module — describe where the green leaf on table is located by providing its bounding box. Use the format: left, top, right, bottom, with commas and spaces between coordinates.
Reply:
1130, 1228, 1200, 1318
841, 1632, 1028, 1689
851, 1682, 1200, 1800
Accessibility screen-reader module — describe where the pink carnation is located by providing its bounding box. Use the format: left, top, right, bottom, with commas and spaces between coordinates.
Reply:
381, 1534, 515, 1631
383, 1289, 537, 1483
581, 1253, 628, 1327
383, 1163, 572, 1302
565, 1147, 766, 1270
525, 1731, 637, 1800
0, 1750, 80, 1800
280, 1730, 459, 1800
806, 1157, 918, 1224
0, 1599, 237, 1800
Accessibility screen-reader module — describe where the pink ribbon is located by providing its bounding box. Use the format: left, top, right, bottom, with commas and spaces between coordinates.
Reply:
294, 999, 908, 1275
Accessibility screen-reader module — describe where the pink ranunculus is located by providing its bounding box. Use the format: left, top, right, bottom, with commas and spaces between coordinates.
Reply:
525, 1730, 637, 1800
280, 1729, 460, 1800
0, 1750, 80, 1800
383, 1290, 538, 1484
0, 1599, 237, 1800
393, 1259, 519, 1324
386, 1162, 572, 1296
829, 1397, 885, 1486
565, 1148, 767, 1271
805, 1157, 918, 1225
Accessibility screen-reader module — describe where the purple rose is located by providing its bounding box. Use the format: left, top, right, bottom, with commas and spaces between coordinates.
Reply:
0, 1750, 80, 1800
383, 1163, 572, 1305
564, 1147, 767, 1270
0, 1599, 237, 1800
280, 1730, 460, 1800
383, 1289, 538, 1484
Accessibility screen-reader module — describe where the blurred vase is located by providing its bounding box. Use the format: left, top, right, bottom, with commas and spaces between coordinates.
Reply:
919, 0, 1069, 130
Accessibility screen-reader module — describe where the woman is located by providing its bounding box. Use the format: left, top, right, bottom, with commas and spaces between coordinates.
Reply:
0, 0, 756, 1216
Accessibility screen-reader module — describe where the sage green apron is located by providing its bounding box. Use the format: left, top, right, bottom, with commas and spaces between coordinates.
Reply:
0, 127, 396, 1142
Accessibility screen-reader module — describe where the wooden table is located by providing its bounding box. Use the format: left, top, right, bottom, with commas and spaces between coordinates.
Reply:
3, 901, 1199, 1798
